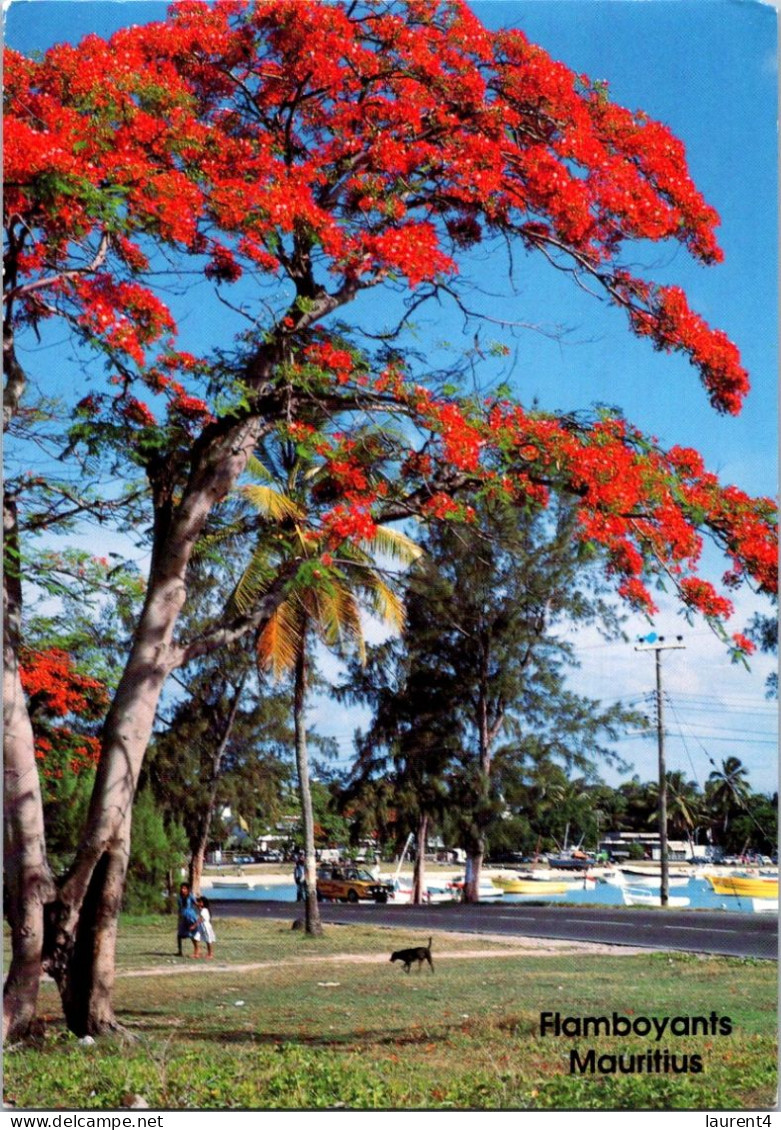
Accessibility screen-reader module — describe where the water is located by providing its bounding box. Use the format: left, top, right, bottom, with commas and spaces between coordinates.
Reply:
209, 877, 767, 914
501, 878, 761, 914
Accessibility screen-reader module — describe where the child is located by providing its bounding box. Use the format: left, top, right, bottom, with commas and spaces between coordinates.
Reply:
177, 882, 198, 957
195, 895, 216, 959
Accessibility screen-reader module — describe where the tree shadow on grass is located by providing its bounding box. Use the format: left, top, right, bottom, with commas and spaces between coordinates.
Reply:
113, 1017, 452, 1050
114, 1017, 170, 1026
133, 951, 184, 958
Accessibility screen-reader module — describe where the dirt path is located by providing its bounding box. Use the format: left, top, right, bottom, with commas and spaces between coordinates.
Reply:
117, 935, 653, 979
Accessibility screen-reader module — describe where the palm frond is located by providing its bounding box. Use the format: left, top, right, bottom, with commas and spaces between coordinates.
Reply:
311, 582, 365, 663
363, 525, 423, 565
364, 575, 406, 634
229, 547, 276, 615
245, 454, 276, 484
242, 483, 306, 523
191, 519, 249, 560
257, 598, 304, 679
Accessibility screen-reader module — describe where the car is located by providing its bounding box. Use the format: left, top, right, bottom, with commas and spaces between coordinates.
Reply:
316, 865, 390, 904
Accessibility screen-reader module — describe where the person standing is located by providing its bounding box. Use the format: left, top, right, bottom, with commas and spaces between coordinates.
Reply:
177, 882, 198, 956
195, 896, 216, 959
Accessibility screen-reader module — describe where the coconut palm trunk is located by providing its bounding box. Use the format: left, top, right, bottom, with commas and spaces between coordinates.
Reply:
293, 630, 323, 937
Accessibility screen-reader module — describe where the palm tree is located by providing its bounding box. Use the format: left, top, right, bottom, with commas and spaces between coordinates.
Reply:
230, 439, 420, 934
706, 757, 751, 838
646, 771, 703, 851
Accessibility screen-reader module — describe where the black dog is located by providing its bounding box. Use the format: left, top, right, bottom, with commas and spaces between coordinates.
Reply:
390, 936, 434, 974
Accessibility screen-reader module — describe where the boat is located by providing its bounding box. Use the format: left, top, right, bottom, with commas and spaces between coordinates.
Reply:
545, 854, 592, 871
448, 875, 504, 902
211, 880, 253, 889
603, 868, 689, 889
618, 868, 690, 889
383, 877, 456, 904
706, 875, 779, 899
556, 873, 597, 890
491, 875, 571, 895
535, 870, 597, 890
545, 825, 594, 871
621, 886, 690, 909
380, 837, 458, 904
750, 898, 779, 915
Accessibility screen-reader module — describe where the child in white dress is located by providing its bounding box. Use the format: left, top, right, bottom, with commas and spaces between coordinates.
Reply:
195, 896, 216, 959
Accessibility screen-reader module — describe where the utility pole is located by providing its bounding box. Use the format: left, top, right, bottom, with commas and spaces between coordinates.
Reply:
634, 633, 685, 906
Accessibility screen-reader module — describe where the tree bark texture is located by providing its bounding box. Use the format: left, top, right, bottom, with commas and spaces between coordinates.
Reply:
3, 494, 56, 1041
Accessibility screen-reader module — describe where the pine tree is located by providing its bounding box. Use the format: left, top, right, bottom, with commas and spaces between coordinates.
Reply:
344, 500, 638, 901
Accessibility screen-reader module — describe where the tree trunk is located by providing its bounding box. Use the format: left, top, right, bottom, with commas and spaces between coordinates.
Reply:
3, 494, 56, 1041
3, 646, 53, 1042
463, 844, 484, 904
41, 418, 270, 1032
51, 809, 131, 1036
294, 640, 323, 937
3, 300, 339, 1037
412, 814, 428, 905
42, 600, 182, 1032
463, 669, 498, 905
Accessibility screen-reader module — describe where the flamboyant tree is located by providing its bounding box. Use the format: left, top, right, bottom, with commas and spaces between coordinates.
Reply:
4, 0, 776, 1037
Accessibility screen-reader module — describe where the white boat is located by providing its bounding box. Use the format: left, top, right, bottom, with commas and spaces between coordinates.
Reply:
382, 877, 456, 904
751, 897, 778, 915
619, 868, 690, 888
211, 879, 253, 889
605, 869, 689, 889
621, 886, 690, 909
381, 834, 458, 904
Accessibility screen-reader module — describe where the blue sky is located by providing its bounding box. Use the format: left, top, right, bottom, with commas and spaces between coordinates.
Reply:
6, 1, 778, 801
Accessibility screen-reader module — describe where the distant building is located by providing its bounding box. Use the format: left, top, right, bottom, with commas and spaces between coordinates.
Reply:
599, 831, 689, 862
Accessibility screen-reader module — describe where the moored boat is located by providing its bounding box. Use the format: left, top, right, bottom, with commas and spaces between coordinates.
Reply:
750, 897, 778, 915
491, 875, 571, 895
706, 875, 779, 899
618, 868, 690, 889
603, 868, 689, 888
448, 875, 504, 902
545, 853, 592, 871
381, 877, 456, 904
621, 886, 690, 909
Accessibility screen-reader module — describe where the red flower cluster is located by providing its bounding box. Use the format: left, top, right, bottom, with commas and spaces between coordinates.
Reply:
322, 502, 378, 546
304, 341, 355, 385
678, 578, 733, 619
730, 633, 756, 656
4, 0, 753, 414
5, 0, 776, 641
20, 648, 108, 720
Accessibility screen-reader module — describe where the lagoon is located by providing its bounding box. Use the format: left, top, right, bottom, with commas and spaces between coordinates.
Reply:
204, 875, 766, 915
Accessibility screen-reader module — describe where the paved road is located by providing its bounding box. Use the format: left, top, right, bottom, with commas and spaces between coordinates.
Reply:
211, 899, 777, 960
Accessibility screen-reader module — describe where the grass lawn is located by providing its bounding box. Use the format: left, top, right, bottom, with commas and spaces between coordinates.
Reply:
3, 916, 777, 1111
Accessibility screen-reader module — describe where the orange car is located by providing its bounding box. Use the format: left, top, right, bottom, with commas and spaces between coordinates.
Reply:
316, 866, 390, 903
